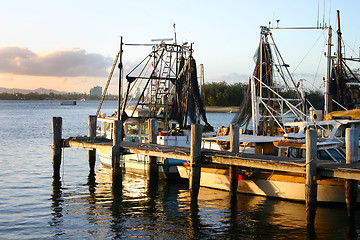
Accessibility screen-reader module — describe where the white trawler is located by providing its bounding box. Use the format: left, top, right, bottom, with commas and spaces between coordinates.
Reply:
179, 11, 360, 202
96, 33, 214, 179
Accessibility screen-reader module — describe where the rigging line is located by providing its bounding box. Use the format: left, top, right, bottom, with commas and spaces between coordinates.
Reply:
124, 57, 152, 109
269, 37, 292, 90
96, 51, 120, 116
272, 50, 291, 90
312, 35, 327, 87
127, 54, 152, 76
292, 29, 326, 73
342, 60, 360, 82
130, 48, 166, 117
269, 34, 302, 99
342, 38, 360, 59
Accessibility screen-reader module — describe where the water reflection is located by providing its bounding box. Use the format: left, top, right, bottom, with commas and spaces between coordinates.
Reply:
49, 164, 360, 239
50, 179, 64, 236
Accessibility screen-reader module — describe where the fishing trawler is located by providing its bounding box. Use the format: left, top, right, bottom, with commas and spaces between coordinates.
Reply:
96, 34, 214, 179
179, 11, 360, 202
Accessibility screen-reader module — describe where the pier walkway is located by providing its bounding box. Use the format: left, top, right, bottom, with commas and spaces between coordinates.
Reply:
63, 136, 360, 181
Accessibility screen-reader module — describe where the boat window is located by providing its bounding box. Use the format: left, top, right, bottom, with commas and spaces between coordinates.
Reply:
335, 125, 347, 137
126, 124, 139, 134
100, 122, 113, 137
141, 123, 149, 135
288, 148, 301, 158
288, 148, 306, 158
320, 125, 333, 138
327, 149, 345, 163
317, 150, 332, 161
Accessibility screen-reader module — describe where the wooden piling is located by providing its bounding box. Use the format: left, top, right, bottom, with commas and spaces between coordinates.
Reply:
52, 117, 62, 179
229, 123, 240, 198
305, 129, 317, 228
345, 127, 359, 223
88, 115, 97, 174
189, 124, 202, 202
112, 120, 122, 188
147, 119, 158, 181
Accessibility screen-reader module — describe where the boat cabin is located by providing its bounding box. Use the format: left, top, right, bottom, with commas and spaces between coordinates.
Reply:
273, 139, 345, 163
284, 119, 360, 140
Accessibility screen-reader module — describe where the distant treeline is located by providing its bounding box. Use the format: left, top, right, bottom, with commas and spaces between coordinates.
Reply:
0, 92, 117, 100
202, 82, 247, 106
201, 81, 323, 108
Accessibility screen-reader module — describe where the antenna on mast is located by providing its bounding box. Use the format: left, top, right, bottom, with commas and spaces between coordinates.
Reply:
173, 23, 177, 45
317, 0, 320, 28
323, 0, 326, 27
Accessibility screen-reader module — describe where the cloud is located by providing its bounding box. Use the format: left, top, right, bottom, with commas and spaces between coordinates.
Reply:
0, 47, 112, 77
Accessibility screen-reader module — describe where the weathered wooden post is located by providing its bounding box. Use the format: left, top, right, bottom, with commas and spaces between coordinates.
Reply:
112, 120, 122, 189
88, 115, 97, 175
229, 123, 240, 198
147, 119, 158, 181
345, 127, 358, 223
305, 129, 317, 229
52, 117, 62, 179
189, 124, 202, 202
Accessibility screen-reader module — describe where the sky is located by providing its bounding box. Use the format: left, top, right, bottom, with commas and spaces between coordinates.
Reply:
0, 0, 360, 94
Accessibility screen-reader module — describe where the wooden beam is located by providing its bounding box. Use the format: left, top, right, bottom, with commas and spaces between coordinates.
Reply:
67, 140, 113, 151
205, 153, 306, 174
319, 167, 360, 181
112, 120, 122, 189
88, 115, 97, 175
345, 127, 358, 223
147, 118, 158, 183
189, 124, 202, 202
52, 117, 62, 180
63, 135, 360, 182
229, 123, 239, 198
305, 129, 317, 229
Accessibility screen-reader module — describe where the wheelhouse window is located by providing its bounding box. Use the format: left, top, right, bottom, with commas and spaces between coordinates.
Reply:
141, 123, 149, 135
320, 124, 333, 138
317, 150, 332, 161
126, 124, 139, 135
335, 125, 347, 137
327, 149, 345, 163
100, 122, 113, 139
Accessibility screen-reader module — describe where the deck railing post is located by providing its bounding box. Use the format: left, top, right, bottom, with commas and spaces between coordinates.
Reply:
345, 127, 358, 223
190, 123, 202, 202
88, 115, 97, 175
229, 123, 240, 199
112, 120, 123, 189
305, 129, 317, 229
52, 117, 62, 179
147, 119, 158, 182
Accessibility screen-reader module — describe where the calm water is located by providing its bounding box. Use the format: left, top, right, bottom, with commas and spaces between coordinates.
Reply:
0, 100, 359, 239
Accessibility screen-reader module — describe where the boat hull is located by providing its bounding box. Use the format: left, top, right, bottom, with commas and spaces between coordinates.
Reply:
177, 165, 360, 203
98, 148, 185, 180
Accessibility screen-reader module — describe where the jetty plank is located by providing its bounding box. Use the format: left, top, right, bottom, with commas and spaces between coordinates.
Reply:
63, 137, 360, 181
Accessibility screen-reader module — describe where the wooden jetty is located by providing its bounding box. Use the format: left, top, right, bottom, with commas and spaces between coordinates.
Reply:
52, 116, 360, 229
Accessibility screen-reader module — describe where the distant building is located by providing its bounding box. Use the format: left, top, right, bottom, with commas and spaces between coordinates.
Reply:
90, 86, 102, 99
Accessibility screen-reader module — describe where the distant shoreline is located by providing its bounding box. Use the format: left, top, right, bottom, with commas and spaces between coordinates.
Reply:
205, 106, 239, 113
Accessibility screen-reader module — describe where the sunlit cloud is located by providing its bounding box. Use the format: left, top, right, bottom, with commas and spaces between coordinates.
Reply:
0, 47, 112, 77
